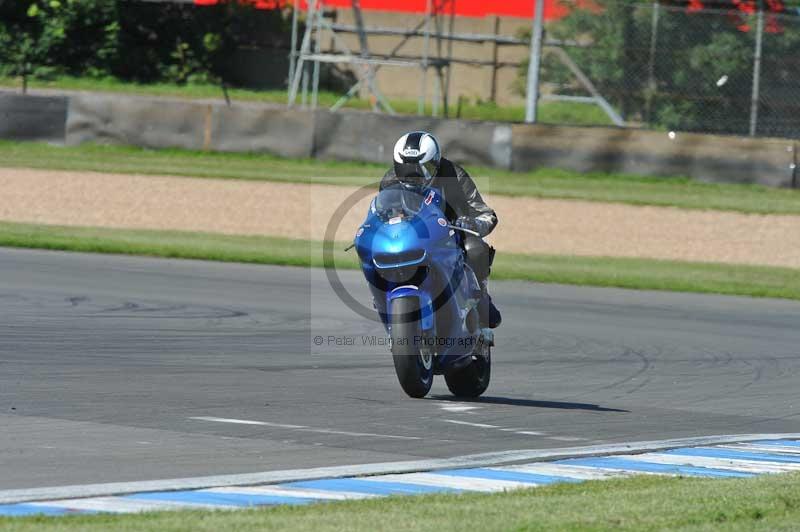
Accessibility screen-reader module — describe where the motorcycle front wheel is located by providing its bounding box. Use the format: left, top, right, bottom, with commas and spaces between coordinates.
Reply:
390, 296, 433, 398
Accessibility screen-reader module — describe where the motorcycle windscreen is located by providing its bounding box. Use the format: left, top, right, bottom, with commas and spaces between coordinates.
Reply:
372, 185, 426, 221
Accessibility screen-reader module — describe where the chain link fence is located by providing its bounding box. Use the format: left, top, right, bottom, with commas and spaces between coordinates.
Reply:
535, 0, 800, 138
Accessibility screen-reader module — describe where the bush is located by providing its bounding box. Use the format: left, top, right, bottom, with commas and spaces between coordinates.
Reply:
0, 0, 119, 80
0, 0, 293, 86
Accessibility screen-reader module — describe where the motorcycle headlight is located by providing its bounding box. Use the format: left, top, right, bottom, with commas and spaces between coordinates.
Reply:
377, 265, 428, 285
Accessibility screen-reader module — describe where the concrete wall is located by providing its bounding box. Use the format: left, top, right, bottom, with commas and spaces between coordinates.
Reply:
1, 91, 796, 188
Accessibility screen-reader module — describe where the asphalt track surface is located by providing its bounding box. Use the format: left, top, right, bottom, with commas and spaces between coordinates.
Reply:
2, 247, 800, 491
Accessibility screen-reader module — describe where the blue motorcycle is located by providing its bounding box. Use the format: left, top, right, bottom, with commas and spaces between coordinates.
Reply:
352, 183, 493, 398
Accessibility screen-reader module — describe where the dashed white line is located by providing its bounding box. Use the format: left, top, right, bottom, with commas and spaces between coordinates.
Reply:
439, 404, 481, 413
444, 421, 553, 437
295, 427, 421, 440
189, 416, 421, 440
441, 419, 500, 429
190, 417, 306, 429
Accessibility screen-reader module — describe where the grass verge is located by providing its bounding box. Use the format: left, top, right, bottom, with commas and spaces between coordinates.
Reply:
2, 141, 800, 215
0, 75, 613, 126
2, 221, 799, 301
3, 473, 800, 531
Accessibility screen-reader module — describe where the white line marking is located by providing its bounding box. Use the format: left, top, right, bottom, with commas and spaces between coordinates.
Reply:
439, 404, 480, 413
498, 428, 547, 436
444, 420, 549, 437
547, 436, 587, 442
4, 433, 800, 505
623, 453, 800, 474
29, 497, 225, 513
205, 486, 377, 501
294, 427, 421, 440
441, 419, 499, 429
190, 417, 306, 429
364, 473, 531, 492
719, 444, 800, 455
498, 463, 632, 480
189, 417, 420, 441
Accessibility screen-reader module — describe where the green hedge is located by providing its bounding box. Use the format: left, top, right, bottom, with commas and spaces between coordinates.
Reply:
0, 0, 292, 85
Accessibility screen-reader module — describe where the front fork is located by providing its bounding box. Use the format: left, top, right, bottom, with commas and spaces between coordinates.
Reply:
386, 286, 435, 354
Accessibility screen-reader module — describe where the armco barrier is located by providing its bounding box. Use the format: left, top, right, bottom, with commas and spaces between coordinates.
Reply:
1, 91, 796, 188
66, 94, 316, 159
0, 94, 67, 143
210, 104, 314, 158
511, 123, 796, 188
66, 95, 207, 150
312, 110, 512, 170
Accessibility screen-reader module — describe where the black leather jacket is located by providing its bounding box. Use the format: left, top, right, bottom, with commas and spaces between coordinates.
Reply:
380, 158, 498, 237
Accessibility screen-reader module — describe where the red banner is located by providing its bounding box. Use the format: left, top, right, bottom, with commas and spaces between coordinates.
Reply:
194, 0, 569, 20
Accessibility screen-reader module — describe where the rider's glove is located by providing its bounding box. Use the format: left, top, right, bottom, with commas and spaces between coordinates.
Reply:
454, 216, 478, 234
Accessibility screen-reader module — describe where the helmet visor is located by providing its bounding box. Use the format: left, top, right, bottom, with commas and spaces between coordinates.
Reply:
393, 159, 437, 186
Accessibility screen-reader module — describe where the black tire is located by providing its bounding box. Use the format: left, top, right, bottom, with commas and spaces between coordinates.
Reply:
390, 297, 433, 398
444, 341, 491, 398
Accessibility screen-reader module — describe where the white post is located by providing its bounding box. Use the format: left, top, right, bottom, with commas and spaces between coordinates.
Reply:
525, 0, 545, 123
301, 63, 309, 108
647, 1, 660, 88
311, 7, 322, 109
288, 0, 299, 96
419, 0, 433, 115
749, 5, 764, 137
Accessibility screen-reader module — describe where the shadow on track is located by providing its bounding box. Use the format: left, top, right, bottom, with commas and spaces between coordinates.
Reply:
428, 395, 629, 413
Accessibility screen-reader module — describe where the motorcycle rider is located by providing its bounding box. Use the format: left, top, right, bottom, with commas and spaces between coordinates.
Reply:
380, 131, 501, 329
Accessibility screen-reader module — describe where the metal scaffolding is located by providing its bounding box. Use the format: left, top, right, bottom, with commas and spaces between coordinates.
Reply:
287, 0, 458, 116
286, 0, 624, 125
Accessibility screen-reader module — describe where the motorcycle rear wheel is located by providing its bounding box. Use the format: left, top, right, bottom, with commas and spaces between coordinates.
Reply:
390, 297, 433, 398
444, 339, 491, 398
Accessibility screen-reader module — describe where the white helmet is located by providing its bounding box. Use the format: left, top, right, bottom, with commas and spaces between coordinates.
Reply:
392, 131, 441, 186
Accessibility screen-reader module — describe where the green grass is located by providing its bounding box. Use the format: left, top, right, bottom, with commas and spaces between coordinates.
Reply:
4, 473, 800, 531
2, 141, 800, 215
493, 253, 800, 300
0, 75, 613, 125
0, 222, 353, 270
0, 141, 381, 183
2, 221, 799, 301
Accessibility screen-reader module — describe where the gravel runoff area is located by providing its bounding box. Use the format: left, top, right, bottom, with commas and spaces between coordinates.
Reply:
2, 167, 800, 269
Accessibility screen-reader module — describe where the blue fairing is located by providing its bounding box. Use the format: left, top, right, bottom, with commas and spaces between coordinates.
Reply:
354, 185, 482, 372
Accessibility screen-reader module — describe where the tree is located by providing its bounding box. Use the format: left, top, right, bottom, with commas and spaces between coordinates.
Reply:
516, 0, 800, 137
0, 0, 295, 88
0, 0, 119, 86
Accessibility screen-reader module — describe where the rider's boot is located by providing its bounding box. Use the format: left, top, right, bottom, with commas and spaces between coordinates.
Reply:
478, 280, 502, 329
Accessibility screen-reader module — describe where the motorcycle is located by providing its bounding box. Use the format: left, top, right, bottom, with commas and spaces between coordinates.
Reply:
351, 183, 493, 398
